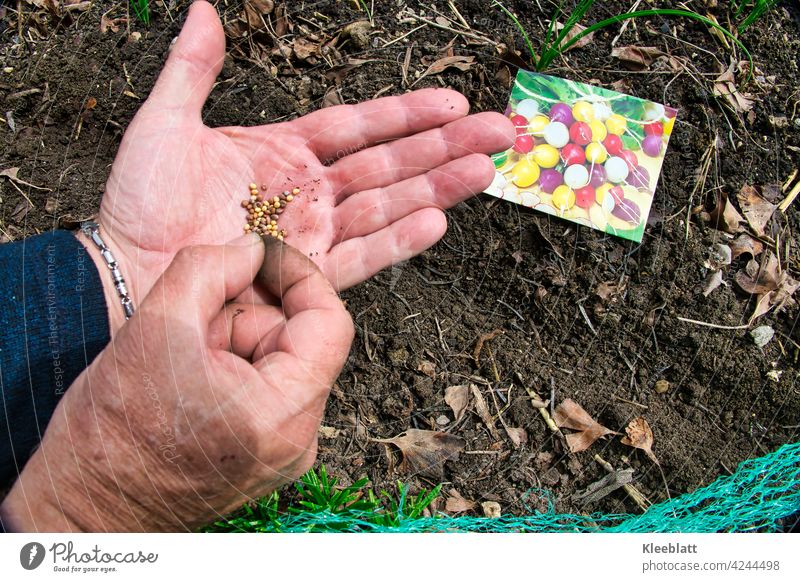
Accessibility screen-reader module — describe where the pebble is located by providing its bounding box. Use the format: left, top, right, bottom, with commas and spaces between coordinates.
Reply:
654, 379, 670, 394
436, 415, 450, 426
750, 325, 774, 348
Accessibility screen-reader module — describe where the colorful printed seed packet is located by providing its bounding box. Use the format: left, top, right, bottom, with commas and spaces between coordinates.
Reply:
486, 70, 677, 242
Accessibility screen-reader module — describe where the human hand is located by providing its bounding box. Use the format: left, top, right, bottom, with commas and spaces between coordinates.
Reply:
0, 234, 354, 532
90, 1, 514, 333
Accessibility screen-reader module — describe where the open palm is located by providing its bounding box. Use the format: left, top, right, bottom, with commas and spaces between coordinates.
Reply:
99, 2, 513, 322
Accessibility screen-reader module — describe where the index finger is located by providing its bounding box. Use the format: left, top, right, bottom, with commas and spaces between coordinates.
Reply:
289, 88, 469, 163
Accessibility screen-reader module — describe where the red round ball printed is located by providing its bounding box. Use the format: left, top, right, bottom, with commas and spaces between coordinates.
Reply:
574, 185, 595, 209
511, 115, 528, 135
511, 114, 528, 127
644, 122, 663, 136
603, 134, 623, 155
620, 149, 638, 171
609, 186, 625, 204
561, 143, 586, 166
569, 122, 592, 146
513, 134, 534, 154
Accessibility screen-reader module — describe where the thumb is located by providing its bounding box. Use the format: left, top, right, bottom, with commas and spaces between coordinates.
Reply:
145, 1, 225, 116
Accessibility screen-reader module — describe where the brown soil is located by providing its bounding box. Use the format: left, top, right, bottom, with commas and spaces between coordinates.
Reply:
1, 1, 799, 520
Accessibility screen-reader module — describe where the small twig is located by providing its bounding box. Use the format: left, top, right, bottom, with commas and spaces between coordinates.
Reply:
525, 386, 560, 434
578, 303, 597, 335
408, 14, 494, 44
448, 1, 471, 29
778, 179, 800, 213
612, 394, 649, 409
593, 454, 651, 512
381, 23, 426, 48
782, 169, 798, 192
676, 316, 749, 330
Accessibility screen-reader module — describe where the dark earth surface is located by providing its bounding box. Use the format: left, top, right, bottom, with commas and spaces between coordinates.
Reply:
1, 0, 799, 520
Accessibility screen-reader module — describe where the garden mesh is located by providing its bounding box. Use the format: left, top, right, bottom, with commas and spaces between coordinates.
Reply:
253, 442, 800, 532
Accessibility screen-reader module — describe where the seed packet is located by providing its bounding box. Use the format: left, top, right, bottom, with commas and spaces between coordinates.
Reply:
486, 70, 677, 242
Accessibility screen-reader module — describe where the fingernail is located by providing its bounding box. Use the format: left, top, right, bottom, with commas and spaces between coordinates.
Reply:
228, 233, 260, 246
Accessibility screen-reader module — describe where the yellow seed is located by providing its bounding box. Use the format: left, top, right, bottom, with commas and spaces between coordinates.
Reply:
292, 187, 300, 195
273, 196, 280, 204
286, 194, 294, 202
270, 230, 278, 237
270, 220, 277, 226
243, 224, 251, 231
277, 235, 284, 241
249, 183, 257, 190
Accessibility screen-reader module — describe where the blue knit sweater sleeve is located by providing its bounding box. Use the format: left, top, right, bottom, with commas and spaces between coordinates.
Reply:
0, 230, 110, 491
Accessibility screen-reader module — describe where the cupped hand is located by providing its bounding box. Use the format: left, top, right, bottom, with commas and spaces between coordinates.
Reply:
0, 234, 354, 531
99, 1, 514, 330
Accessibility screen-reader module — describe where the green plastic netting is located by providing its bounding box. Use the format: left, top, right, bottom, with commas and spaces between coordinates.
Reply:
259, 442, 800, 532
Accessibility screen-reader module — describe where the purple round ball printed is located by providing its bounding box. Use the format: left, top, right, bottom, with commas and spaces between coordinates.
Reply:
549, 102, 574, 126
612, 199, 641, 224
626, 165, 651, 188
538, 169, 563, 193
589, 165, 607, 188
642, 134, 663, 157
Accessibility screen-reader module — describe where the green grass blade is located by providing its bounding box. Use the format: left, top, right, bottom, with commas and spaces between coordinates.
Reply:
492, 0, 539, 68
545, 9, 753, 79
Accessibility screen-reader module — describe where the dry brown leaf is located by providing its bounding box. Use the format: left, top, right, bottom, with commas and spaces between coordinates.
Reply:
620, 417, 659, 465
418, 55, 474, 84
292, 38, 319, 61
735, 252, 782, 295
375, 429, 465, 480
713, 64, 754, 114
471, 384, 502, 441
0, 167, 50, 191
504, 427, 527, 447
445, 489, 476, 514
417, 360, 437, 379
555, 21, 595, 51
707, 194, 744, 233
729, 233, 764, 260
737, 185, 776, 237
11, 200, 32, 223
553, 399, 616, 453
702, 270, 725, 297
611, 46, 665, 69
444, 384, 470, 423
321, 87, 342, 108
100, 14, 126, 34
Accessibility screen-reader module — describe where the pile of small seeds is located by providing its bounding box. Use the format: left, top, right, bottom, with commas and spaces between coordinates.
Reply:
241, 183, 299, 240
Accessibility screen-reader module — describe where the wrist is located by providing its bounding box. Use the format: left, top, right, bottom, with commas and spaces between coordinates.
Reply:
74, 223, 135, 336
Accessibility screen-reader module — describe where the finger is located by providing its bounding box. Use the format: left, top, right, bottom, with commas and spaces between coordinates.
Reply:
252, 238, 353, 381
143, 1, 225, 116
207, 302, 286, 358
290, 88, 469, 163
333, 153, 494, 242
327, 111, 515, 200
324, 207, 447, 291
145, 234, 265, 325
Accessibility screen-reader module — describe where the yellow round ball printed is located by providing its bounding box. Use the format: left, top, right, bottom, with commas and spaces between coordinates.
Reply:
528, 115, 550, 134
606, 114, 627, 136
551, 185, 575, 211
588, 120, 607, 142
595, 183, 613, 204
511, 159, 540, 187
585, 142, 608, 164
572, 101, 594, 123
663, 116, 675, 136
532, 144, 560, 168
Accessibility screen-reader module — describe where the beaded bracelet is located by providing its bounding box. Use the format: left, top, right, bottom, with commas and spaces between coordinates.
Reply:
80, 220, 135, 320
